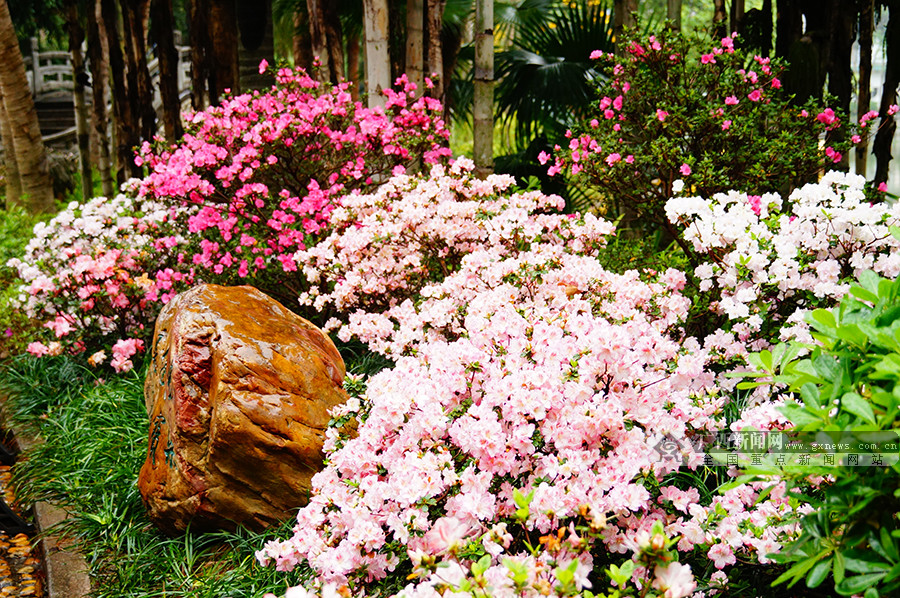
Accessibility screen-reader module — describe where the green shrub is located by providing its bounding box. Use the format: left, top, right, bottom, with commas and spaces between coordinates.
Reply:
739, 267, 900, 597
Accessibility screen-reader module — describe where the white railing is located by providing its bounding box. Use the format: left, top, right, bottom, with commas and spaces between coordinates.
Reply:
25, 37, 192, 111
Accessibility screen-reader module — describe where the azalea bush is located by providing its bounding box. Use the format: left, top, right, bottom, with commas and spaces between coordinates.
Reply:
259, 161, 815, 597
667, 171, 900, 346
6, 70, 453, 370
137, 68, 451, 306
546, 29, 874, 240
6, 192, 192, 371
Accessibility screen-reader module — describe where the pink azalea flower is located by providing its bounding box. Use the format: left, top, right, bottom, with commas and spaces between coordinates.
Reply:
680, 163, 691, 176
708, 543, 736, 569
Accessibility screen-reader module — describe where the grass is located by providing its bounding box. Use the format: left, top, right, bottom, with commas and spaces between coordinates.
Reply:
0, 355, 310, 597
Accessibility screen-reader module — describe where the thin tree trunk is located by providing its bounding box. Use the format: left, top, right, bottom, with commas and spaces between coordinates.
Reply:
66, 0, 93, 201
874, 4, 900, 187
88, 0, 114, 196
826, 0, 854, 170
0, 87, 22, 208
292, 8, 313, 71
101, 0, 137, 183
364, 0, 390, 107
151, 0, 182, 141
857, 0, 874, 176
614, 0, 637, 54
122, 0, 156, 143
730, 0, 745, 34
190, 0, 211, 110
323, 0, 344, 83
473, 0, 493, 177
208, 0, 238, 101
712, 0, 727, 39
0, 0, 54, 212
347, 32, 361, 101
425, 0, 444, 101
406, 0, 424, 93
307, 0, 331, 82
667, 0, 681, 30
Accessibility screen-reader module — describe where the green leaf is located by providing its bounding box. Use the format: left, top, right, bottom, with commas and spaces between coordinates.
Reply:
807, 558, 833, 588
772, 554, 824, 587
836, 573, 887, 596
843, 553, 891, 574
841, 392, 877, 425
809, 308, 838, 333
472, 554, 491, 577
835, 551, 846, 584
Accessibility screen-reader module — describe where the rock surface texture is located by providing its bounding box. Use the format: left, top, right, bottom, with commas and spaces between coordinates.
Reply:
138, 284, 347, 534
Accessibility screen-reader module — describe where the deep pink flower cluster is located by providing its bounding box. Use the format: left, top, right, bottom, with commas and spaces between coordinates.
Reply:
137, 69, 451, 295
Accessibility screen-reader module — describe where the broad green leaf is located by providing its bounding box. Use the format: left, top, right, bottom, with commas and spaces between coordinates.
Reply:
809, 308, 838, 333
807, 557, 833, 588
841, 392, 877, 425
836, 573, 887, 596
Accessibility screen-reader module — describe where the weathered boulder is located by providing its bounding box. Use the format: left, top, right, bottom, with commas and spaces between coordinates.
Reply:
138, 284, 347, 534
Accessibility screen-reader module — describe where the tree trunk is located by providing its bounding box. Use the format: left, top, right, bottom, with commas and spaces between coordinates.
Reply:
347, 32, 361, 101
826, 0, 854, 170
190, 0, 212, 110
122, 0, 156, 143
66, 0, 93, 201
473, 0, 493, 177
406, 0, 424, 93
874, 3, 900, 187
0, 87, 22, 208
712, 0, 727, 39
614, 0, 638, 54
236, 0, 275, 92
292, 7, 313, 71
730, 0, 745, 34
857, 0, 874, 176
323, 0, 344, 83
151, 0, 183, 141
364, 0, 390, 107
425, 0, 445, 101
666, 0, 681, 30
0, 0, 54, 212
87, 0, 114, 197
208, 0, 239, 101
101, 0, 138, 183
307, 0, 331, 82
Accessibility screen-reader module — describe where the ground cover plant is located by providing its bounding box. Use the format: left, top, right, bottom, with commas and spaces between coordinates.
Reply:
0, 355, 310, 598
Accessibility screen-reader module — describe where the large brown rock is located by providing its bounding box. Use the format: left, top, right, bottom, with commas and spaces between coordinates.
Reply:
138, 284, 348, 534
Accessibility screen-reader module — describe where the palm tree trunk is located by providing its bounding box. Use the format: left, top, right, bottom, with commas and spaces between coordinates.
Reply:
0, 0, 54, 213
364, 0, 390, 107
190, 0, 211, 110
406, 0, 424, 93
667, 0, 681, 30
614, 0, 637, 55
87, 0, 114, 197
292, 7, 313, 71
857, 0, 874, 176
712, 0, 727, 39
874, 3, 900, 188
101, 0, 137, 183
307, 0, 332, 82
0, 87, 22, 208
66, 0, 93, 201
425, 0, 444, 101
347, 32, 361, 101
122, 0, 157, 143
324, 0, 344, 83
473, 0, 493, 177
151, 0, 183, 141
